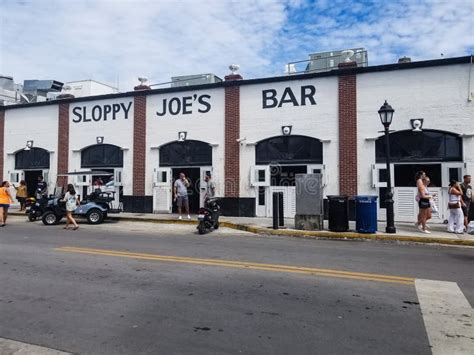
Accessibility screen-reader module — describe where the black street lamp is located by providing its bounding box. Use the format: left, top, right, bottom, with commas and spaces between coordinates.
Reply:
378, 100, 396, 234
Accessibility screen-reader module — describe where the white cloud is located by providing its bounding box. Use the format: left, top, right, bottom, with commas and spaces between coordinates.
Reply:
0, 0, 472, 92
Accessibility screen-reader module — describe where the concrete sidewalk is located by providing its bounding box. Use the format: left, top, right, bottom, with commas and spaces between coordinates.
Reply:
9, 207, 474, 246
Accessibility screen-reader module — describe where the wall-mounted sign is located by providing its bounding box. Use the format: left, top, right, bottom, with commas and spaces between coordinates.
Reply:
72, 102, 133, 123
262, 85, 316, 109
156, 94, 211, 116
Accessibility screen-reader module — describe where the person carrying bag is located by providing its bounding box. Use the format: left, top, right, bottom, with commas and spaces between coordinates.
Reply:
447, 180, 464, 234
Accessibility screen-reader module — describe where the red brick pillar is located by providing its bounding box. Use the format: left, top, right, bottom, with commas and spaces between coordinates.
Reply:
338, 61, 358, 196
132, 84, 150, 196
0, 109, 4, 182
224, 74, 242, 197
57, 103, 69, 187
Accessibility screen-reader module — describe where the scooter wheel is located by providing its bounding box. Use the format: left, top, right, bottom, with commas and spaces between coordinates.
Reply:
198, 224, 207, 235
214, 222, 219, 230
28, 213, 37, 222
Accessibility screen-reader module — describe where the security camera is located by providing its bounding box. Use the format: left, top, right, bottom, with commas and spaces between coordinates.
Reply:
236, 137, 246, 143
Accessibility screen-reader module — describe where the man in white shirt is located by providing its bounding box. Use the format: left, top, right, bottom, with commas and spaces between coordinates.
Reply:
174, 172, 191, 219
204, 174, 216, 201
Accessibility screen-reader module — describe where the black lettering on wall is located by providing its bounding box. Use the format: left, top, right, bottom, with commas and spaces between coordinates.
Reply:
301, 85, 316, 106
72, 106, 82, 122
278, 87, 299, 107
121, 102, 132, 119
112, 104, 121, 120
92, 105, 102, 121
169, 98, 181, 115
182, 96, 193, 114
262, 89, 278, 108
83, 107, 91, 122
156, 99, 167, 116
198, 95, 211, 113
103, 105, 112, 120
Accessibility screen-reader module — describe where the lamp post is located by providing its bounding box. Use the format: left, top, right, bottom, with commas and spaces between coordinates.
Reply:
378, 100, 396, 234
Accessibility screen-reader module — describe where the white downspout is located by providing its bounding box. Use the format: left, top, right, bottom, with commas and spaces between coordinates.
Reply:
468, 54, 473, 102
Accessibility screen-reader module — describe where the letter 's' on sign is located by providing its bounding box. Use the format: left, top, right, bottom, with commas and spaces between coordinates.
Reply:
262, 85, 316, 109
72, 102, 133, 123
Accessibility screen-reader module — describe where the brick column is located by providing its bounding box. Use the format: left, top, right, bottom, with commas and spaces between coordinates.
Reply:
0, 109, 4, 181
57, 103, 69, 187
224, 74, 242, 197
338, 62, 358, 196
132, 84, 149, 196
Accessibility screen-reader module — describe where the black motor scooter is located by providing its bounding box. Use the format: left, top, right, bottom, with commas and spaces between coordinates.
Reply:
26, 194, 50, 222
197, 198, 221, 234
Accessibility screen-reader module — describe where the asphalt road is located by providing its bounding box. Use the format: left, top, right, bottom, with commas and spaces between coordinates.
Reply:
1, 216, 473, 354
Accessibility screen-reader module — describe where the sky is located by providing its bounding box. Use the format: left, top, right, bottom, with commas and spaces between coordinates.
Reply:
1, 0, 473, 91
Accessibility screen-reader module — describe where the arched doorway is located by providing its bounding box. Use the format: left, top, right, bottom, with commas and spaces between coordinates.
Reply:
154, 140, 213, 213
13, 147, 50, 197
77, 144, 124, 205
253, 135, 324, 217
374, 129, 463, 222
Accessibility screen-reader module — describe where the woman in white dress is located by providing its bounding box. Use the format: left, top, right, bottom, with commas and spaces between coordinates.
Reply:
447, 180, 464, 234
63, 184, 79, 230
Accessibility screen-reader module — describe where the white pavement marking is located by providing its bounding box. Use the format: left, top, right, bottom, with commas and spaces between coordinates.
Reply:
0, 338, 71, 355
415, 279, 474, 355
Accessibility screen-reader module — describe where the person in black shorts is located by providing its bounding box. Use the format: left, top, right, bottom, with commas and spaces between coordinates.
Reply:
460, 175, 472, 230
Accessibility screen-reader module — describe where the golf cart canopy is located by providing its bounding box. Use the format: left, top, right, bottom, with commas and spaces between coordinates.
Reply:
57, 170, 114, 177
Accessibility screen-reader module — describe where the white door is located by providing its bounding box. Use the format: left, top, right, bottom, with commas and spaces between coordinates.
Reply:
372, 164, 394, 221
250, 166, 270, 217
393, 187, 418, 222
111, 168, 123, 209
268, 186, 296, 218
429, 187, 444, 222
9, 170, 23, 206
199, 166, 213, 207
440, 162, 464, 221
153, 168, 172, 213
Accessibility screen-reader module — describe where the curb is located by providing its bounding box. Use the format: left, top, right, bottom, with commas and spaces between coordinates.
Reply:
10, 212, 474, 247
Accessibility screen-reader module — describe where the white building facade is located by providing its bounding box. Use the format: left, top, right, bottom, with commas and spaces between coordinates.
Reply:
0, 56, 472, 222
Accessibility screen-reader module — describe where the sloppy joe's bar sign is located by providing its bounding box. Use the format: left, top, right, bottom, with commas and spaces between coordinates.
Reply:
72, 102, 132, 123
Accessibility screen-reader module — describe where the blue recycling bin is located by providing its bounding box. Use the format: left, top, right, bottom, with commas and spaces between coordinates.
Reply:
355, 196, 378, 233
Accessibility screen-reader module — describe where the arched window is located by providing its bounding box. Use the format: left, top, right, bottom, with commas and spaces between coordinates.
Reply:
159, 140, 212, 167
15, 147, 50, 169
81, 144, 123, 168
375, 130, 462, 163
256, 135, 323, 165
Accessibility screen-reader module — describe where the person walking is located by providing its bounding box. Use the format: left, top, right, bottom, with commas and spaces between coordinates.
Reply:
447, 180, 464, 234
415, 171, 431, 233
204, 173, 216, 201
62, 184, 80, 230
423, 176, 437, 228
174, 172, 191, 220
0, 181, 14, 227
460, 175, 472, 231
14, 180, 28, 212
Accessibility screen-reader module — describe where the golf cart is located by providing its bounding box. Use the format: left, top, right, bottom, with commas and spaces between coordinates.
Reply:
41, 171, 122, 226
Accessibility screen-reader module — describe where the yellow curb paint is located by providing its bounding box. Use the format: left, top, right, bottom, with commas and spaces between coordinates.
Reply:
55, 246, 414, 285
11, 212, 474, 246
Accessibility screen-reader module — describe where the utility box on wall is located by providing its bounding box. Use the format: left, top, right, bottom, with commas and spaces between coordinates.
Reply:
295, 173, 324, 230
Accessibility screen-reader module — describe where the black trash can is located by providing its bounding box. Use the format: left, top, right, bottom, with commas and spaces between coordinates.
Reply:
355, 195, 378, 233
327, 195, 349, 232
